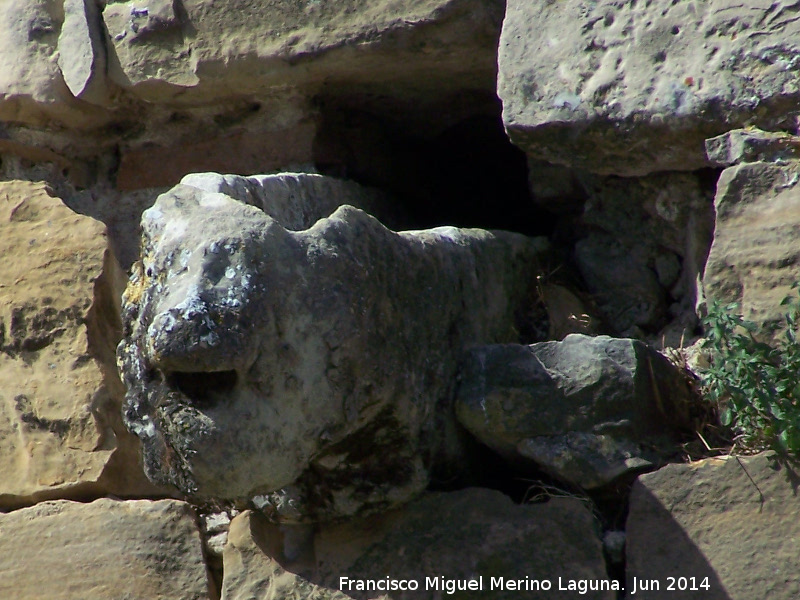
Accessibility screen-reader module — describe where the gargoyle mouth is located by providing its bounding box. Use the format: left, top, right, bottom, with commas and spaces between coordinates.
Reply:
164, 369, 238, 408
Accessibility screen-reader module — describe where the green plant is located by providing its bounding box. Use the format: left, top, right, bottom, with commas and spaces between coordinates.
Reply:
701, 284, 800, 454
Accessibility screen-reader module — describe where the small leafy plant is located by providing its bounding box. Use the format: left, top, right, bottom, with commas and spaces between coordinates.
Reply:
701, 283, 800, 454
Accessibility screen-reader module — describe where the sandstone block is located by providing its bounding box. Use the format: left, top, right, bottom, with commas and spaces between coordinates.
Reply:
116, 121, 318, 191
456, 335, 693, 489
0, 498, 212, 600
223, 488, 614, 600
627, 453, 800, 599
118, 177, 547, 520
57, 0, 108, 105
0, 181, 161, 508
703, 160, 800, 333
103, 0, 504, 104
221, 511, 357, 600
0, 2, 105, 127
499, 0, 800, 175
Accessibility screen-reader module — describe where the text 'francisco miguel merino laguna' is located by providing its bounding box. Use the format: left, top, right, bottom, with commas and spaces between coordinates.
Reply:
339, 576, 622, 595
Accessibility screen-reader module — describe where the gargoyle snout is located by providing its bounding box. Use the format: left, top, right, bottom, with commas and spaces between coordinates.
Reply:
146, 295, 255, 373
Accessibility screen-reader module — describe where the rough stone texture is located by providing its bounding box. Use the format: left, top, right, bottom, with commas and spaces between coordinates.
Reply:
201, 508, 237, 559
0, 1, 102, 127
316, 489, 614, 599
115, 108, 319, 191
180, 171, 406, 230
61, 184, 170, 271
118, 179, 547, 520
0, 0, 505, 203
706, 128, 800, 167
57, 0, 108, 105
96, 0, 506, 189
0, 498, 212, 600
1, 0, 501, 131
223, 488, 614, 600
703, 160, 800, 334
0, 139, 72, 173
575, 234, 667, 336
0, 181, 162, 508
456, 335, 693, 489
499, 0, 800, 175
103, 0, 503, 104
221, 511, 358, 600
627, 452, 800, 599
575, 172, 714, 338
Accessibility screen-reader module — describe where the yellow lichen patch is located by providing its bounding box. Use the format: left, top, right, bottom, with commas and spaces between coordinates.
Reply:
122, 263, 146, 307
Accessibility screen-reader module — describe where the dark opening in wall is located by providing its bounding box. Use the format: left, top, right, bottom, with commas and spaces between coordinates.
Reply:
313, 99, 556, 238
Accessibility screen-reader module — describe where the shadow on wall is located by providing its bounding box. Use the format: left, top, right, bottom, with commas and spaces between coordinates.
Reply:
626, 484, 731, 600
313, 100, 556, 238
227, 488, 618, 600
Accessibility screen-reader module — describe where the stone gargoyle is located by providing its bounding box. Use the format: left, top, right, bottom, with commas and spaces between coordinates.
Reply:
117, 173, 547, 522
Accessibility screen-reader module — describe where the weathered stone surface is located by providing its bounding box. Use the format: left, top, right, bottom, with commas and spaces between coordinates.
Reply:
61, 185, 170, 271
575, 172, 714, 337
627, 452, 800, 599
499, 0, 800, 175
221, 511, 358, 600
706, 128, 800, 167
0, 498, 212, 600
0, 139, 72, 173
0, 181, 162, 508
456, 335, 693, 489
118, 179, 547, 520
0, 1, 107, 127
223, 488, 614, 600
0, 2, 64, 121
57, 0, 108, 105
575, 234, 667, 336
200, 508, 237, 559
0, 0, 508, 203
116, 115, 318, 191
103, 0, 503, 104
703, 160, 800, 334
180, 171, 404, 230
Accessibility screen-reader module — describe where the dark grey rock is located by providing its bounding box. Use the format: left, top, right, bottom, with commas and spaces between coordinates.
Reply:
573, 172, 714, 337
455, 335, 693, 489
575, 234, 667, 335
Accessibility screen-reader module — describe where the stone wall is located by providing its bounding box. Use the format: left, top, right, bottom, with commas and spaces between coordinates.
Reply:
2, 2, 799, 599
